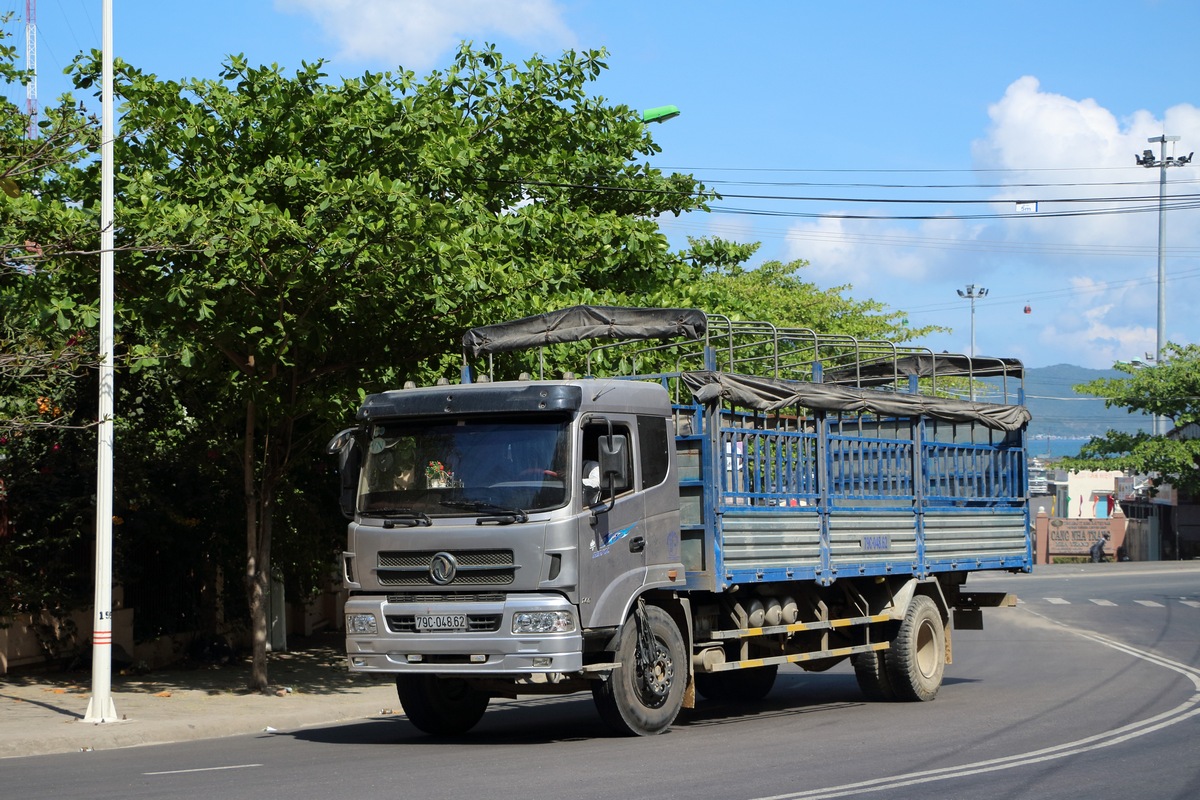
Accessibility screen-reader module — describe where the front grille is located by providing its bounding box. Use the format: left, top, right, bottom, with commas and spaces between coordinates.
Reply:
387, 593, 506, 603
386, 614, 502, 633
376, 550, 516, 587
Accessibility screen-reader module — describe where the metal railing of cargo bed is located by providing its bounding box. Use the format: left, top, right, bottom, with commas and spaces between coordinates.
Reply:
586, 315, 1030, 587
585, 314, 1025, 405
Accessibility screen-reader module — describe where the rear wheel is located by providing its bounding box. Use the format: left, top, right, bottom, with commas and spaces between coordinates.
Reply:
852, 650, 897, 701
396, 674, 490, 735
592, 603, 686, 736
694, 664, 778, 703
884, 595, 945, 702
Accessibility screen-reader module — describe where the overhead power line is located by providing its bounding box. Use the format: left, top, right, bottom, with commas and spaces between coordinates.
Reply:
709, 198, 1200, 222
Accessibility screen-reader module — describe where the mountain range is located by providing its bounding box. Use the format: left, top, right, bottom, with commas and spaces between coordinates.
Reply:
1020, 363, 1151, 449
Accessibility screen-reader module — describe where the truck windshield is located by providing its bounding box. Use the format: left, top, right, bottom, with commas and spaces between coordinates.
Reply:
357, 415, 572, 517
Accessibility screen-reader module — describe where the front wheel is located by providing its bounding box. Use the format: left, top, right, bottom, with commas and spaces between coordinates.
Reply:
592, 603, 687, 736
884, 595, 945, 702
396, 674, 490, 736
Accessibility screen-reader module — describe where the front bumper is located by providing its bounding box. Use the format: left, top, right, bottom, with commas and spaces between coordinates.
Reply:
344, 592, 584, 675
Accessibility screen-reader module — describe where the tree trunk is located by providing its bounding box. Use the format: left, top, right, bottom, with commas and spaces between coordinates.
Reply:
243, 398, 271, 693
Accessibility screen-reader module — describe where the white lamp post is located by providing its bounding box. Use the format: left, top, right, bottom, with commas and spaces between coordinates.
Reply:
83, 0, 118, 724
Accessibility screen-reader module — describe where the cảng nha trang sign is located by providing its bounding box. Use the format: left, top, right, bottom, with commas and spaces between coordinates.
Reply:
1047, 518, 1109, 555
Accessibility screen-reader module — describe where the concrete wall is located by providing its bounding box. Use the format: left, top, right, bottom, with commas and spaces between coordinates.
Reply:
2, 586, 346, 676
0, 598, 134, 676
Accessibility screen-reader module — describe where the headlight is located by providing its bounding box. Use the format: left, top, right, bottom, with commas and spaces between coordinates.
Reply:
346, 613, 378, 635
512, 611, 576, 634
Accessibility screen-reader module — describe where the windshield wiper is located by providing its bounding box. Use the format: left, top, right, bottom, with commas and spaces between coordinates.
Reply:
361, 508, 432, 528
440, 500, 529, 525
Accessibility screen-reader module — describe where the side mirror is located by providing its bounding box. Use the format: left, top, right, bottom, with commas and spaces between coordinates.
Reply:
598, 434, 628, 492
327, 428, 361, 519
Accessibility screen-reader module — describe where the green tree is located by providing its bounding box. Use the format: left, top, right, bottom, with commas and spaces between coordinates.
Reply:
1, 14, 101, 435
69, 44, 719, 690
661, 250, 934, 341
14, 37, 939, 687
1066, 343, 1200, 497
0, 17, 103, 627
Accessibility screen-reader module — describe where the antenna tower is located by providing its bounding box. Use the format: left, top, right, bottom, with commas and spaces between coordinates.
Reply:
25, 0, 37, 137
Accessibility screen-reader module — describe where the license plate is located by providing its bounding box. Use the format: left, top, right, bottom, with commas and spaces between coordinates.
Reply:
415, 614, 467, 632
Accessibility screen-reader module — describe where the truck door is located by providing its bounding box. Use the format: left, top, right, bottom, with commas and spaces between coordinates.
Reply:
577, 419, 646, 629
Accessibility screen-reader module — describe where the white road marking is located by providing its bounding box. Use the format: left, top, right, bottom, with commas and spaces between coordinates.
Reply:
1181, 600, 1200, 609
1044, 597, 1070, 604
143, 764, 263, 776
1089, 599, 1117, 606
750, 611, 1200, 800
1134, 600, 1165, 607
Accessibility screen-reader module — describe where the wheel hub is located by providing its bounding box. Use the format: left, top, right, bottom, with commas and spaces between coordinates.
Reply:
638, 643, 674, 702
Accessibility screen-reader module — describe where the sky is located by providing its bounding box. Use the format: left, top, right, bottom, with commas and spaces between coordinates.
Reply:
5, 0, 1200, 370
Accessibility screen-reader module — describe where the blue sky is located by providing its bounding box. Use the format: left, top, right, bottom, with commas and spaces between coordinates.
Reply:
5, 0, 1200, 369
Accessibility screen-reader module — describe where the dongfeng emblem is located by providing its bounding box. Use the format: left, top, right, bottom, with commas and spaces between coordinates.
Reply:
429, 552, 458, 585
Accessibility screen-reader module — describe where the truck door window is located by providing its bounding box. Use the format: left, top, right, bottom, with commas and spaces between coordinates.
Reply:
637, 415, 670, 488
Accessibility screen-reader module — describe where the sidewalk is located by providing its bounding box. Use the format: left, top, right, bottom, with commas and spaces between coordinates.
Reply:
0, 633, 398, 759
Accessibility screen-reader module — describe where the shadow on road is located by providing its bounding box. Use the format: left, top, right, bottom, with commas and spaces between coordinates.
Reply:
286, 669, 950, 746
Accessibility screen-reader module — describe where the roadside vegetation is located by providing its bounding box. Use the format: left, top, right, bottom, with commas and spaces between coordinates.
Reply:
2, 28, 931, 689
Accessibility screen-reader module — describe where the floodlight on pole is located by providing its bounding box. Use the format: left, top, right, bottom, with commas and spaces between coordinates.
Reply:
956, 284, 988, 358
640, 105, 681, 124
1137, 134, 1190, 436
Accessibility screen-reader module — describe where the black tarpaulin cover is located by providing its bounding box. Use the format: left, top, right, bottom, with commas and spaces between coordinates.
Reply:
462, 305, 707, 358
823, 353, 1025, 385
681, 370, 1031, 432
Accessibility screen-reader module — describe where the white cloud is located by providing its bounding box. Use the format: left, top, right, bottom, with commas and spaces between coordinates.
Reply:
1039, 293, 1155, 370
275, 0, 576, 71
791, 76, 1200, 367
782, 217, 938, 289
967, 77, 1200, 367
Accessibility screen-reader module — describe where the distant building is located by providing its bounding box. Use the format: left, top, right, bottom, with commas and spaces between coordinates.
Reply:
1047, 468, 1121, 519
1117, 422, 1200, 561
1028, 458, 1049, 496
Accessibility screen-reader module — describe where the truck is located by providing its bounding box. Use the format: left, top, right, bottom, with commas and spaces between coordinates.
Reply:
328, 305, 1031, 736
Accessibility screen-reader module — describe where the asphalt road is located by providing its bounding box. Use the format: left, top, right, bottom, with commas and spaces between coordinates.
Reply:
5, 564, 1199, 800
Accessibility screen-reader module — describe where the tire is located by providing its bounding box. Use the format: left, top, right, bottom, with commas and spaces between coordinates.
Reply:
852, 650, 897, 701
694, 665, 778, 703
396, 674, 490, 735
592, 604, 687, 736
884, 595, 945, 702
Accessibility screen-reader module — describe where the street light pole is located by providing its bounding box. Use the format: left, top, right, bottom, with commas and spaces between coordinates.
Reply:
957, 284, 987, 402
83, 0, 118, 724
1136, 135, 1191, 436
956, 284, 988, 358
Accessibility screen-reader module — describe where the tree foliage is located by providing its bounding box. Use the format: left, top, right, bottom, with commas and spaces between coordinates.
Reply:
661, 251, 936, 342
1066, 343, 1200, 497
64, 44, 725, 689
0, 16, 101, 434
2, 36, 931, 685
0, 18, 104, 625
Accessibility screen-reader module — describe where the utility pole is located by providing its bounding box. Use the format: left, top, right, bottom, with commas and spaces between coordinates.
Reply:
1136, 136, 1191, 436
24, 0, 36, 138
